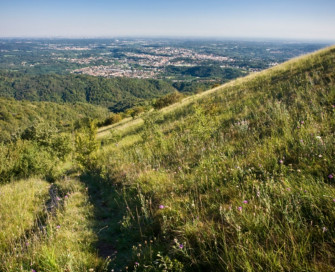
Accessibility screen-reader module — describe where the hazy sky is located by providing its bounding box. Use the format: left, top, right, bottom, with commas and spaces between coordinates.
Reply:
1, 0, 335, 41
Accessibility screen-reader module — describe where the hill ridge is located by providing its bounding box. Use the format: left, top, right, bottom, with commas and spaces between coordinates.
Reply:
97, 45, 335, 137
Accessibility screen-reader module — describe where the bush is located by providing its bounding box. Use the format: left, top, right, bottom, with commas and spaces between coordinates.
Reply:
99, 113, 123, 127
153, 92, 184, 109
74, 121, 99, 170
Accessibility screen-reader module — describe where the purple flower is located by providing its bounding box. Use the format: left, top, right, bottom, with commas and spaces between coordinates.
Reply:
243, 200, 248, 204
32, 270, 36, 272
159, 205, 165, 209
56, 197, 61, 201
333, 199, 335, 202
179, 244, 184, 249
238, 206, 242, 212
56, 225, 60, 229
279, 160, 284, 164
135, 262, 139, 266
328, 174, 334, 179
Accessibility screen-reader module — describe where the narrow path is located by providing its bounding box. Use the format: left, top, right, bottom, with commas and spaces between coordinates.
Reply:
80, 174, 138, 271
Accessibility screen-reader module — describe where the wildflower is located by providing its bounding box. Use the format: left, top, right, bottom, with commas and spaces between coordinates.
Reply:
257, 191, 260, 197
56, 196, 61, 201
179, 244, 184, 249
243, 200, 248, 204
238, 206, 242, 212
333, 199, 335, 202
31, 270, 36, 272
135, 262, 139, 266
159, 205, 165, 209
279, 160, 284, 164
328, 174, 334, 179
300, 121, 304, 124
318, 154, 322, 158
322, 227, 327, 233
56, 225, 60, 229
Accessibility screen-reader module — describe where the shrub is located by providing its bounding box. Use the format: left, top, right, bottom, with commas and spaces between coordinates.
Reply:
153, 92, 184, 109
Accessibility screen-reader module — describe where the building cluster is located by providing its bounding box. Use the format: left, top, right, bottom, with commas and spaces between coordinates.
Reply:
70, 46, 236, 78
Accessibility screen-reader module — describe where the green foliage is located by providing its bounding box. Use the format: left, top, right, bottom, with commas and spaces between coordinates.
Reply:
166, 65, 243, 79
153, 92, 184, 109
0, 97, 108, 143
127, 106, 146, 118
0, 71, 177, 112
0, 122, 73, 183
98, 113, 123, 127
75, 121, 99, 170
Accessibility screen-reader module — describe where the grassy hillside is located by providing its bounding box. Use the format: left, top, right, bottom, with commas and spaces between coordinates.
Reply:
1, 46, 334, 271
0, 71, 177, 112
89, 46, 335, 271
0, 178, 108, 271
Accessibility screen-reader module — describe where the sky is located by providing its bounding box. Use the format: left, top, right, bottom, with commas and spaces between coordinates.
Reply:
0, 0, 335, 41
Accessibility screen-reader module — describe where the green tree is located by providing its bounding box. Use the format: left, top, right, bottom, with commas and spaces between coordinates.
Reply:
74, 121, 99, 170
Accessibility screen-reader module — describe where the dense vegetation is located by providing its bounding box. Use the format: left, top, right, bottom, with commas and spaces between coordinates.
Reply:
0, 97, 108, 142
165, 65, 244, 79
0, 71, 177, 112
1, 46, 334, 271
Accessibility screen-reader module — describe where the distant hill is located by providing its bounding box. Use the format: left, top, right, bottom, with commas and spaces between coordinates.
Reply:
0, 72, 177, 112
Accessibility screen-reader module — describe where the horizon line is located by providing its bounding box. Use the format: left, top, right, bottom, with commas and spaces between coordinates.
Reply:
0, 35, 334, 44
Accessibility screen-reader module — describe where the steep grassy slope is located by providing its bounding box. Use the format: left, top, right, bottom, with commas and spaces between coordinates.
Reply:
90, 46, 335, 271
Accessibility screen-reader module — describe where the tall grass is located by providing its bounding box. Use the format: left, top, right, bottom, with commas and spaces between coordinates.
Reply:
0, 178, 108, 271
91, 46, 335, 271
